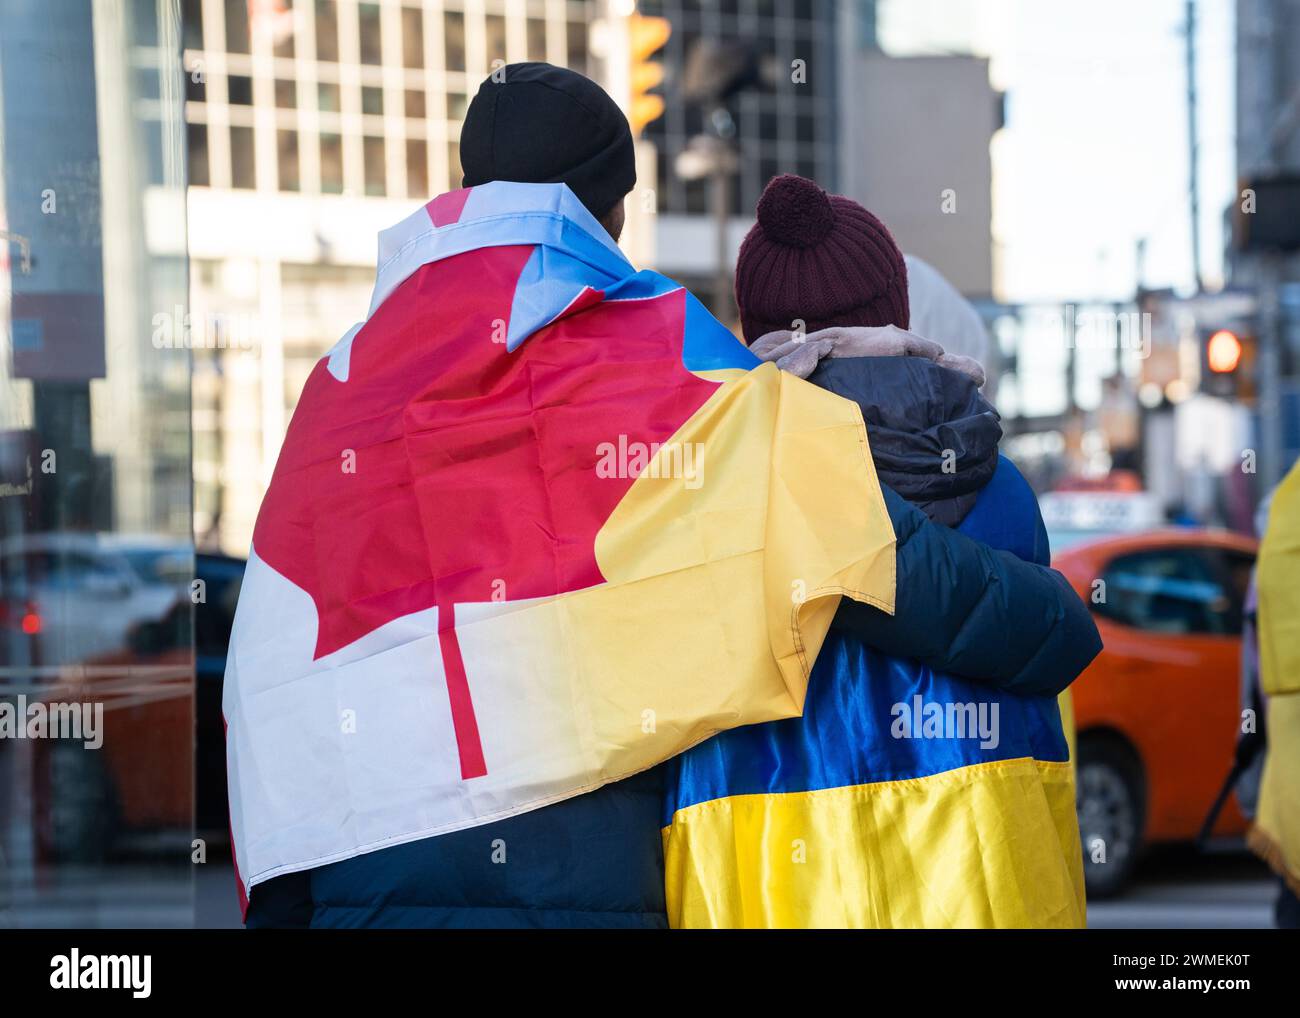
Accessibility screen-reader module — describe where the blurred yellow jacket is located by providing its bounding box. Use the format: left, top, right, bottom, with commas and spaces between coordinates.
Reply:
1250, 459, 1300, 893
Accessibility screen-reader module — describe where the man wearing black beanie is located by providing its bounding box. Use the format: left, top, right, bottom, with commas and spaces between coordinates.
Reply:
459, 62, 636, 241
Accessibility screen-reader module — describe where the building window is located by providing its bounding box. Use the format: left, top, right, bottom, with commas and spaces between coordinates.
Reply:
444, 11, 465, 72
358, 3, 382, 65
181, 0, 204, 50
404, 89, 426, 119
185, 67, 206, 103
566, 21, 587, 76
361, 85, 383, 116
402, 7, 424, 69
227, 74, 253, 105
447, 141, 462, 192
273, 0, 296, 58
315, 0, 339, 62
188, 121, 209, 186
318, 81, 341, 113
485, 15, 506, 66
275, 79, 297, 109
446, 91, 467, 121
527, 18, 547, 62
224, 0, 250, 54
407, 139, 428, 198
363, 136, 386, 196
231, 125, 256, 189
279, 130, 301, 191
320, 132, 344, 193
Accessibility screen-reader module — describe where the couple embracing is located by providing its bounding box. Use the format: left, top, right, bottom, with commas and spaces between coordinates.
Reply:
228, 63, 1098, 930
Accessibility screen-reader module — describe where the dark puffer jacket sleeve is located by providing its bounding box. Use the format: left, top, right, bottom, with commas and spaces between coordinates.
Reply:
832, 484, 1101, 696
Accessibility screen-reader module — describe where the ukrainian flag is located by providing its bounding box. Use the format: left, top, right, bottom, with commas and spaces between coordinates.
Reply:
663, 459, 1087, 928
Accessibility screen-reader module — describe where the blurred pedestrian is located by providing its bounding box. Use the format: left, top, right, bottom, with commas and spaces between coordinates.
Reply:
1247, 464, 1300, 928
903, 253, 991, 385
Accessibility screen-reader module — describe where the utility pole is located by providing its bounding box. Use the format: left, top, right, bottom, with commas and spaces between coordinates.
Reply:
1257, 254, 1285, 489
1185, 0, 1203, 293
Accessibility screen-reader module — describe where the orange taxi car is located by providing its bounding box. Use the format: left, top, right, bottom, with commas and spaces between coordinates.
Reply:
1052, 527, 1258, 896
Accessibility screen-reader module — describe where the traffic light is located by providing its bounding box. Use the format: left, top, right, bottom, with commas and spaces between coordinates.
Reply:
1199, 327, 1256, 400
1207, 329, 1242, 373
628, 14, 670, 136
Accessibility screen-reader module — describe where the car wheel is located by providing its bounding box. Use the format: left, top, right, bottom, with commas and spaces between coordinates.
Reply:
1076, 735, 1144, 899
38, 739, 118, 864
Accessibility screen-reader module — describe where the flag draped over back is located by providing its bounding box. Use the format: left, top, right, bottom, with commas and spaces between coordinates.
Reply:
223, 182, 897, 908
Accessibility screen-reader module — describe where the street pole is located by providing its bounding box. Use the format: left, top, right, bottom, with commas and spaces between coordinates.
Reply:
1257, 254, 1284, 489
1185, 0, 1203, 293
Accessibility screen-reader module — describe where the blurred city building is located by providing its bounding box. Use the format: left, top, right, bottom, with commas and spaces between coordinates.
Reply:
639, 0, 840, 312
186, 0, 887, 555
1229, 0, 1300, 486
182, 0, 600, 555
835, 51, 999, 299
1127, 0, 1300, 528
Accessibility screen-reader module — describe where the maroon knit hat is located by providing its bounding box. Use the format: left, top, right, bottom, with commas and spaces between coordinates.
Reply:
734, 174, 910, 344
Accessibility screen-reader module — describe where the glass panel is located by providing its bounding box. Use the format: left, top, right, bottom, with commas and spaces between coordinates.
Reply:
358, 2, 382, 66
402, 7, 424, 70
230, 126, 256, 189
278, 130, 300, 192
272, 0, 296, 58
185, 66, 207, 103
363, 136, 386, 196
227, 74, 253, 106
447, 140, 462, 192
444, 11, 466, 72
406, 139, 428, 199
1098, 550, 1232, 636
0, 0, 194, 926
320, 132, 344, 193
224, 0, 250, 54
485, 15, 507, 67
527, 18, 547, 62
315, 0, 339, 62
181, 0, 205, 51
275, 79, 297, 110
188, 122, 210, 187
566, 21, 587, 75
317, 81, 341, 113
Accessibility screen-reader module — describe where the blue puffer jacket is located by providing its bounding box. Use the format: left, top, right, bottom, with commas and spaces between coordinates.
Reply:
245, 361, 1100, 929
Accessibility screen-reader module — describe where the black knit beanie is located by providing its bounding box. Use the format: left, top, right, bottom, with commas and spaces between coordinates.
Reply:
460, 62, 635, 221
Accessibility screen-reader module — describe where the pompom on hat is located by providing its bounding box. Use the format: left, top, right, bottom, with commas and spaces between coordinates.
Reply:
734, 174, 910, 344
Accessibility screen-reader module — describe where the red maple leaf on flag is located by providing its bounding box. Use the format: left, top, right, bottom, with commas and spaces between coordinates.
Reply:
253, 239, 719, 779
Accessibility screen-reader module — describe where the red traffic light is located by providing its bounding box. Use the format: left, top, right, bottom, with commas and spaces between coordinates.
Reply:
1207, 329, 1243, 373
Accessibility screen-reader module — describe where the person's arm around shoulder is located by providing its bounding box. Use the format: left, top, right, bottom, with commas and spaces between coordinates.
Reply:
833, 484, 1101, 696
